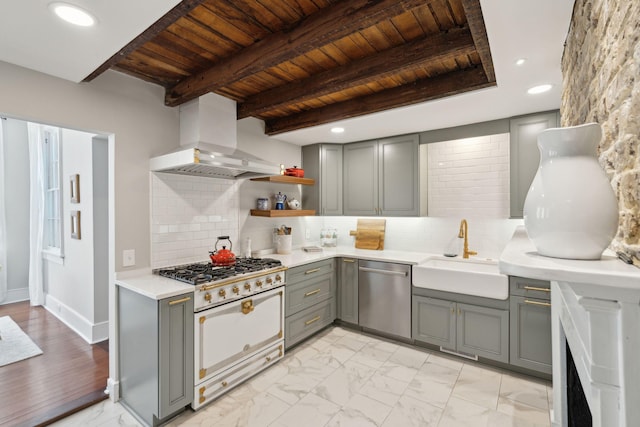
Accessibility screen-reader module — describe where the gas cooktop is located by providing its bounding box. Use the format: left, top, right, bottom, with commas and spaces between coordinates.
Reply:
155, 258, 283, 285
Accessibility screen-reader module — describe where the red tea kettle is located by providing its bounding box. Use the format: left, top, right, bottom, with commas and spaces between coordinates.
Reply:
209, 236, 236, 266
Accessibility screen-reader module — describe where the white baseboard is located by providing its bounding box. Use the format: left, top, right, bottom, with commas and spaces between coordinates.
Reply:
44, 294, 109, 344
106, 377, 119, 401
0, 287, 29, 305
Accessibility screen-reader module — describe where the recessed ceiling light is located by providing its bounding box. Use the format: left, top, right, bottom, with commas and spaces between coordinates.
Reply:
331, 127, 345, 134
515, 58, 526, 66
527, 84, 553, 95
49, 2, 96, 27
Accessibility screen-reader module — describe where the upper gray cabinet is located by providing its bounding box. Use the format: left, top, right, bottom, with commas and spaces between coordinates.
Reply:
302, 144, 343, 215
343, 134, 419, 216
509, 111, 560, 218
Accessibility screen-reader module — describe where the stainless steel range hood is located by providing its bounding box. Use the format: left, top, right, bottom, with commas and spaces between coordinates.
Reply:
150, 94, 281, 179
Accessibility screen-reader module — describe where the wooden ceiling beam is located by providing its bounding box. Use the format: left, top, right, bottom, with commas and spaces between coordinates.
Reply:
264, 67, 494, 135
82, 0, 207, 83
460, 0, 495, 82
238, 27, 476, 119
164, 0, 434, 107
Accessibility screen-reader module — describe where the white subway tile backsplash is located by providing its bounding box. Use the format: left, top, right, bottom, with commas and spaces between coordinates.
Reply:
427, 133, 510, 219
151, 172, 239, 268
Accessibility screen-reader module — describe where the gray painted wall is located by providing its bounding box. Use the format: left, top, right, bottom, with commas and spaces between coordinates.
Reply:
2, 118, 30, 298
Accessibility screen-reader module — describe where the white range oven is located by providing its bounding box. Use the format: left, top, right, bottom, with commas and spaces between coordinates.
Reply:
156, 258, 287, 410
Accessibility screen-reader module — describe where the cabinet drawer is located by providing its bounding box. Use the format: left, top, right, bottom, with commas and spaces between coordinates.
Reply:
285, 298, 335, 349
509, 276, 551, 300
286, 273, 334, 316
510, 296, 552, 374
287, 259, 335, 285
194, 342, 283, 410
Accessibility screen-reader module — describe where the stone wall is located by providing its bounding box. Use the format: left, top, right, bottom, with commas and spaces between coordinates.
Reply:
561, 0, 640, 256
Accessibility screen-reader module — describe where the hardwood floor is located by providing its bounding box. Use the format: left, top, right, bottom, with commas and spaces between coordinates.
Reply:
0, 301, 109, 427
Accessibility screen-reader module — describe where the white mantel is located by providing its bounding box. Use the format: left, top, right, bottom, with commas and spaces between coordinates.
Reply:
500, 227, 640, 427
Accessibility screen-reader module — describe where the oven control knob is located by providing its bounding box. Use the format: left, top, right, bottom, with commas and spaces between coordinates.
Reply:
256, 280, 263, 288
275, 274, 282, 282
232, 286, 239, 294
204, 293, 212, 302
244, 283, 251, 291
266, 277, 273, 285
218, 289, 226, 298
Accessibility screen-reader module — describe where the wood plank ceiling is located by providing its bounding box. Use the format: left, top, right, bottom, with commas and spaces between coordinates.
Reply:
85, 0, 495, 136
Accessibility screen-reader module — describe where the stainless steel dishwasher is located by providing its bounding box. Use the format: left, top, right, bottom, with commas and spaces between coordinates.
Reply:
358, 260, 411, 339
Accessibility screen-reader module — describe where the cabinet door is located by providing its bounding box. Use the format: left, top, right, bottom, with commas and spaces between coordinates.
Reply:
457, 303, 509, 363
343, 140, 378, 215
509, 111, 559, 218
338, 258, 358, 324
509, 296, 552, 374
321, 144, 343, 215
379, 135, 420, 216
159, 295, 194, 417
412, 296, 456, 350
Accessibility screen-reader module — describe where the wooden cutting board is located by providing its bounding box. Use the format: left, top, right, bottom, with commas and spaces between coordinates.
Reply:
349, 219, 386, 250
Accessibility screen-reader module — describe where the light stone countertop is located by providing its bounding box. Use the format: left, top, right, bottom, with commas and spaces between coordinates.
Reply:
499, 226, 640, 289
115, 269, 195, 300
115, 247, 437, 300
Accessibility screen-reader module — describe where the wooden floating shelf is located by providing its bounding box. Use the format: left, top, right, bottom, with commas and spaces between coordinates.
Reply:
250, 175, 315, 185
250, 209, 316, 217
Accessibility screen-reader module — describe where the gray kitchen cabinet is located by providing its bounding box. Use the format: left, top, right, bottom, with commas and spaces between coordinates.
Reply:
509, 110, 560, 218
343, 140, 378, 215
343, 134, 419, 216
337, 257, 358, 325
412, 295, 509, 363
509, 276, 552, 375
412, 296, 456, 349
301, 144, 343, 215
119, 287, 194, 427
284, 258, 336, 349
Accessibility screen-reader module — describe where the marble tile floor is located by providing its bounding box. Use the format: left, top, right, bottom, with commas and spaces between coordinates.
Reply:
52, 326, 552, 427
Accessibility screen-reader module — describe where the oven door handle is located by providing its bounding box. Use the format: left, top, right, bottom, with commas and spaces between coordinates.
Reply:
241, 299, 254, 315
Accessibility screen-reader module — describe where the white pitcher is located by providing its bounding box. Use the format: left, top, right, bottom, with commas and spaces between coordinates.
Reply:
523, 123, 619, 259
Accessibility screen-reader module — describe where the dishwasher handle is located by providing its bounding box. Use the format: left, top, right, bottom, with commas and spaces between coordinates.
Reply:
358, 266, 408, 277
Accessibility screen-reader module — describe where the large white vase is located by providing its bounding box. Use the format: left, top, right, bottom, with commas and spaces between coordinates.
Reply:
523, 123, 619, 260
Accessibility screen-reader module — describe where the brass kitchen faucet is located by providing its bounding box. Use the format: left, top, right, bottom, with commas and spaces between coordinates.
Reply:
458, 219, 477, 259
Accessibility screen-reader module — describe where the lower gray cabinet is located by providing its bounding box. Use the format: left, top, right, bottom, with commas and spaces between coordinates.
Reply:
457, 303, 509, 363
509, 277, 552, 374
119, 287, 194, 427
413, 295, 509, 363
412, 296, 456, 349
338, 258, 358, 324
284, 259, 336, 349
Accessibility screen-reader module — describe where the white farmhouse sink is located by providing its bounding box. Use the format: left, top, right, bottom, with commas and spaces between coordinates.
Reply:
412, 256, 508, 300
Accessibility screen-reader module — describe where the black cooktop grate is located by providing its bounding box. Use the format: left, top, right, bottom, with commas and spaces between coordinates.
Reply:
156, 258, 282, 285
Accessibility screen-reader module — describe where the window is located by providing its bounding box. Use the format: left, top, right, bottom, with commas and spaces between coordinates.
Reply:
42, 127, 63, 258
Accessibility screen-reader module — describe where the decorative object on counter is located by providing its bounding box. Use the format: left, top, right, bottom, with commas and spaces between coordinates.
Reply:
243, 237, 252, 258
209, 236, 236, 266
280, 164, 285, 175
320, 228, 337, 247
287, 198, 301, 210
70, 210, 81, 239
256, 197, 269, 210
302, 246, 323, 252
523, 123, 618, 260
349, 218, 385, 250
69, 174, 80, 203
274, 192, 287, 210
274, 225, 292, 254
284, 166, 304, 177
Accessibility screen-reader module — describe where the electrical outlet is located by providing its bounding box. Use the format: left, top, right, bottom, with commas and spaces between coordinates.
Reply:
305, 229, 310, 239
123, 249, 136, 267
